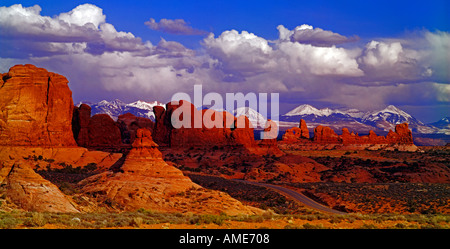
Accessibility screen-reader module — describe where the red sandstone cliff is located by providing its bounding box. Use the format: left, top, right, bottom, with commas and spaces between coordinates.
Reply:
0, 64, 76, 146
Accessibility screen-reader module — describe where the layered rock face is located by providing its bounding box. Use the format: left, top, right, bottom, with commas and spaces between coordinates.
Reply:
0, 160, 78, 212
152, 100, 256, 149
0, 64, 76, 146
80, 128, 261, 215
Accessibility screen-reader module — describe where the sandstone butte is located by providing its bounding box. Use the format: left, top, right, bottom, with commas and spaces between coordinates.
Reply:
79, 128, 262, 215
152, 100, 256, 149
0, 64, 76, 146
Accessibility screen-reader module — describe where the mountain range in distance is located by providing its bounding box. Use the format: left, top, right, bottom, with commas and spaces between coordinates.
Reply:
78, 100, 450, 136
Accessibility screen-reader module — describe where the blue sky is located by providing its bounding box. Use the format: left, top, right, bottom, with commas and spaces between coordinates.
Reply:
6, 0, 448, 45
0, 0, 449, 122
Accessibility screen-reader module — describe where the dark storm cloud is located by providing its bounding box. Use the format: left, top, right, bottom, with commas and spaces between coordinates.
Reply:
145, 18, 207, 35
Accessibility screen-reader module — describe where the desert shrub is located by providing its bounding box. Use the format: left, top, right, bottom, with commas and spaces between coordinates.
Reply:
130, 217, 144, 227
189, 214, 226, 226
394, 223, 407, 229
328, 215, 343, 224
0, 213, 20, 229
24, 212, 47, 227
284, 224, 301, 229
302, 223, 324, 229
359, 223, 378, 229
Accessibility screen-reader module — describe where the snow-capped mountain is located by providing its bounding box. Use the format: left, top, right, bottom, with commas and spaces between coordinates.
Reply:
430, 117, 450, 129
78, 99, 165, 121
282, 104, 357, 124
233, 107, 267, 128
429, 117, 450, 135
362, 105, 413, 124
360, 105, 440, 134
281, 104, 443, 134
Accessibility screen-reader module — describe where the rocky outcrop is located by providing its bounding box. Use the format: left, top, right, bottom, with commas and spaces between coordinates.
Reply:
71, 110, 123, 148
117, 113, 154, 144
313, 125, 340, 144
72, 104, 152, 148
80, 128, 261, 215
152, 100, 256, 149
258, 119, 284, 156
282, 119, 310, 141
281, 119, 418, 151
87, 114, 122, 147
0, 160, 78, 212
313, 123, 415, 146
387, 123, 414, 144
299, 119, 310, 139
0, 64, 76, 146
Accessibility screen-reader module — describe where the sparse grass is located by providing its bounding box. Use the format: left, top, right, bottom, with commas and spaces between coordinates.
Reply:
0, 209, 448, 229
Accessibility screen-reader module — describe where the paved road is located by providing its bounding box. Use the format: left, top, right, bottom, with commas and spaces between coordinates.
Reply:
236, 180, 347, 215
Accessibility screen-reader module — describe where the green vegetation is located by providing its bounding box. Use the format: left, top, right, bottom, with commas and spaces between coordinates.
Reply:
0, 209, 448, 229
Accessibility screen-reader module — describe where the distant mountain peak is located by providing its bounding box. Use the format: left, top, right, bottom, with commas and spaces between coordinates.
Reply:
284, 104, 322, 116
280, 103, 443, 134
370, 105, 412, 119
233, 107, 267, 127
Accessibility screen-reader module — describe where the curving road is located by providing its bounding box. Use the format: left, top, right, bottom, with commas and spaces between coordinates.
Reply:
236, 180, 347, 215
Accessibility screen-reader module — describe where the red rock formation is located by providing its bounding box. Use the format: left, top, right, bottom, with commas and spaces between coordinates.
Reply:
0, 64, 76, 146
299, 119, 310, 139
313, 125, 340, 144
0, 161, 79, 212
152, 100, 256, 149
86, 114, 122, 147
80, 128, 261, 214
152, 105, 173, 146
391, 123, 414, 144
297, 119, 416, 146
258, 119, 284, 156
117, 113, 154, 144
231, 115, 256, 148
282, 119, 310, 142
72, 104, 92, 147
